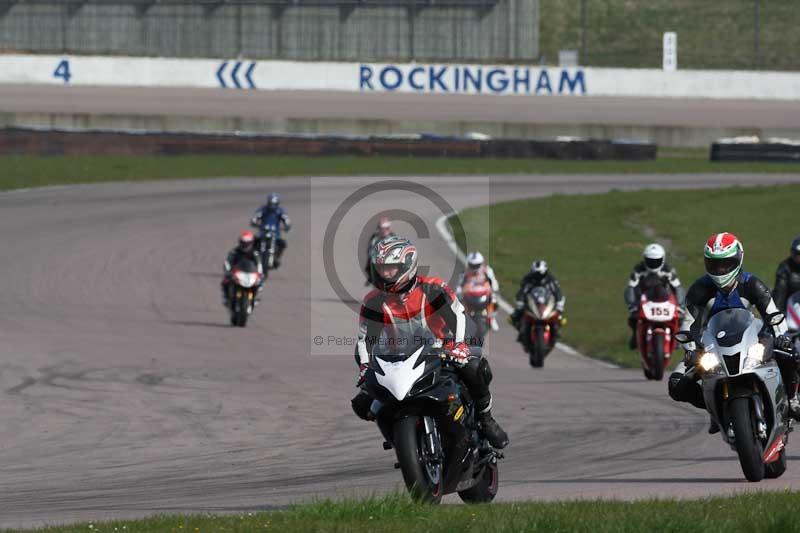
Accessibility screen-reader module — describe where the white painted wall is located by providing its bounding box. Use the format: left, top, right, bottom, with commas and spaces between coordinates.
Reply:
1, 54, 799, 100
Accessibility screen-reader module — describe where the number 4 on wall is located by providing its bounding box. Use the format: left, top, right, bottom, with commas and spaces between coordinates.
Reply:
53, 59, 72, 84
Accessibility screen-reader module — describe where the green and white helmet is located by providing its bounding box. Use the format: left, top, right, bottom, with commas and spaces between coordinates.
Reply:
704, 232, 744, 289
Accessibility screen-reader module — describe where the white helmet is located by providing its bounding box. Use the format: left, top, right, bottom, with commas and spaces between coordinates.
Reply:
643, 243, 666, 271
466, 251, 484, 270
531, 260, 548, 277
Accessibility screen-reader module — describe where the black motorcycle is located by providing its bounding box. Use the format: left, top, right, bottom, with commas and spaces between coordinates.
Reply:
363, 327, 502, 503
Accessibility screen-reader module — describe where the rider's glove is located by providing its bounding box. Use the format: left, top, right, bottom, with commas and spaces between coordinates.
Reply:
444, 341, 471, 366
682, 350, 698, 368
356, 363, 369, 387
775, 334, 794, 353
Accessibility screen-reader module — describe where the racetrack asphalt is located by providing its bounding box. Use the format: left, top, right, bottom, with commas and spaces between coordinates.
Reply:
2, 173, 800, 528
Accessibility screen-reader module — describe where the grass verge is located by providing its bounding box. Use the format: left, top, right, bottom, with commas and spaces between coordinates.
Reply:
17, 492, 800, 533
455, 184, 800, 368
1, 153, 799, 191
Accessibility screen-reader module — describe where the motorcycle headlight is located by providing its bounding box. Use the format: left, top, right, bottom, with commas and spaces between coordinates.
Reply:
743, 343, 765, 370
698, 351, 721, 372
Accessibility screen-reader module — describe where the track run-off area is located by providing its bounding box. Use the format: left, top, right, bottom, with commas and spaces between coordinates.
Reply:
2, 173, 800, 528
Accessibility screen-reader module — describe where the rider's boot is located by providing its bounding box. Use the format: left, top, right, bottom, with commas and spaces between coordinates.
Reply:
489, 314, 499, 332
220, 281, 229, 307
476, 397, 508, 449
708, 416, 720, 434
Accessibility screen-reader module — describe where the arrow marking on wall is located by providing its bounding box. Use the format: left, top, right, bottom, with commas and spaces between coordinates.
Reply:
216, 61, 228, 88
230, 61, 243, 89
216, 61, 257, 89
245, 62, 257, 89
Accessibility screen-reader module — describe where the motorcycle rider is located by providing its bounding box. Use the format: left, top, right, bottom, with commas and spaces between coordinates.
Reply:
364, 216, 395, 286
351, 236, 509, 449
250, 193, 291, 269
221, 230, 264, 307
510, 260, 566, 341
773, 235, 800, 314
624, 243, 685, 349
456, 251, 500, 332
667, 232, 800, 433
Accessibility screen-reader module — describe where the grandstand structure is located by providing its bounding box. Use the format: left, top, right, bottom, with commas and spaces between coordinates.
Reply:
0, 0, 539, 62
0, 0, 795, 69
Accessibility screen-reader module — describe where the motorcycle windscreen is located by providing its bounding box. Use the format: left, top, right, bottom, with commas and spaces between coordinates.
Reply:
702, 308, 758, 349
372, 323, 437, 362
233, 258, 259, 273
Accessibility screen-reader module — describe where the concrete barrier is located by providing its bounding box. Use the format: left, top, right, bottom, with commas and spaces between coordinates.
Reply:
2, 54, 800, 100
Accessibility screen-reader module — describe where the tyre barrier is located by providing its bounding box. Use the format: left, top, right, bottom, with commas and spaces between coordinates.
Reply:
0, 127, 657, 160
710, 138, 800, 163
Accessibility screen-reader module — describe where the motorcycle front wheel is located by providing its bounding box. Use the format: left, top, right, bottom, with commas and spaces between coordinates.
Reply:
393, 416, 443, 504
529, 326, 545, 368
730, 397, 765, 482
649, 332, 665, 381
232, 291, 248, 328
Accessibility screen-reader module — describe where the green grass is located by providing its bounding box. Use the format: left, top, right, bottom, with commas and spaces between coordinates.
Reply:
16, 492, 800, 533
539, 0, 799, 70
455, 184, 800, 368
1, 153, 799, 191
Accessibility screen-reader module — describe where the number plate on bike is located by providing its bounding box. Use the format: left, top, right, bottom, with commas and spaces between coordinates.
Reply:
642, 301, 676, 322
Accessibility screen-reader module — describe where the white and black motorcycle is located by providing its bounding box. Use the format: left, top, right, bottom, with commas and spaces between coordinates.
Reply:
362, 327, 502, 503
677, 309, 791, 481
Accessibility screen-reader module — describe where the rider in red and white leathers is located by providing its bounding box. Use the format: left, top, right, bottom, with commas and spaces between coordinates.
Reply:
351, 236, 509, 449
456, 251, 500, 331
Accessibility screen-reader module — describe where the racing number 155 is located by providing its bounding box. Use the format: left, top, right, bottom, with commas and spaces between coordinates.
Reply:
53, 59, 72, 84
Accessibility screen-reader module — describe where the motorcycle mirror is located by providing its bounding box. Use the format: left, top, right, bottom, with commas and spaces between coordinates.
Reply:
769, 313, 786, 326
674, 331, 691, 344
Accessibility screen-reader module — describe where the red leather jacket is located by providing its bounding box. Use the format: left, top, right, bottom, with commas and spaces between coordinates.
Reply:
356, 276, 466, 365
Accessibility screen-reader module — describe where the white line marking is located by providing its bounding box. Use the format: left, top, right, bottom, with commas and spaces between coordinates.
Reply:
435, 213, 619, 369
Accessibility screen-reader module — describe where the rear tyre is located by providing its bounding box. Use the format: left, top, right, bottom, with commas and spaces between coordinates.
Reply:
458, 461, 499, 503
730, 397, 765, 482
765, 448, 787, 479
649, 332, 665, 381
393, 416, 443, 504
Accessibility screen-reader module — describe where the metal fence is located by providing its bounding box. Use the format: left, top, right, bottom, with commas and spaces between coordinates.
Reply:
0, 0, 540, 62
539, 0, 800, 71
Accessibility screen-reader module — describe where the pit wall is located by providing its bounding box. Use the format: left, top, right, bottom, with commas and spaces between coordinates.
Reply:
2, 54, 800, 100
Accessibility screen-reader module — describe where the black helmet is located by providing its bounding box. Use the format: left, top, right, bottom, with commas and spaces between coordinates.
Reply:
266, 193, 280, 209
530, 260, 548, 281
370, 236, 418, 293
791, 236, 800, 265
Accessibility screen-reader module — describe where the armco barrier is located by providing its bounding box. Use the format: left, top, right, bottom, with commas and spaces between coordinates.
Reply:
710, 142, 800, 163
0, 128, 657, 160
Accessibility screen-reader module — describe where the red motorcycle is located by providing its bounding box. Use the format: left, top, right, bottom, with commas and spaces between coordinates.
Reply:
636, 284, 679, 380
460, 278, 495, 341
521, 286, 561, 368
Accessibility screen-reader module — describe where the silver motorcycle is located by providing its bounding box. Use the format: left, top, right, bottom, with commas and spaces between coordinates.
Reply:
678, 308, 790, 481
